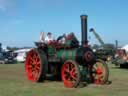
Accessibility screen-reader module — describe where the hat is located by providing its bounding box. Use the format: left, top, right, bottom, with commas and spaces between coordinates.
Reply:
47, 32, 51, 35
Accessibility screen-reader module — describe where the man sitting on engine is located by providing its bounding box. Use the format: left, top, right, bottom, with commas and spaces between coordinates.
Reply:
39, 32, 45, 43
45, 32, 54, 44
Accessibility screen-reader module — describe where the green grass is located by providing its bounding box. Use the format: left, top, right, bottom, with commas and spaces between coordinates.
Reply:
0, 63, 128, 96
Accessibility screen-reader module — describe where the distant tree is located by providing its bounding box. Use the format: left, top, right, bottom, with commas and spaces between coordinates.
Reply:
7, 46, 19, 51
0, 43, 2, 52
92, 44, 100, 49
102, 43, 115, 50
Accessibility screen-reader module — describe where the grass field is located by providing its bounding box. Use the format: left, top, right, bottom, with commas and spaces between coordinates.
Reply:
0, 63, 128, 96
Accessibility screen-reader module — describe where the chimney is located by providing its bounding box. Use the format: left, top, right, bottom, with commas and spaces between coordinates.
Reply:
80, 15, 88, 46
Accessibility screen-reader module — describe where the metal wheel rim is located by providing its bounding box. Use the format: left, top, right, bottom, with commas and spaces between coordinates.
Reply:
92, 61, 106, 84
25, 49, 41, 82
61, 61, 79, 88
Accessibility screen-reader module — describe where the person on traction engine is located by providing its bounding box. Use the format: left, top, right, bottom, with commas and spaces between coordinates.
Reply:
45, 32, 54, 44
39, 32, 45, 43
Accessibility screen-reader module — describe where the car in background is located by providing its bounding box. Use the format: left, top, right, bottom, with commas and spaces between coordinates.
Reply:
0, 51, 15, 64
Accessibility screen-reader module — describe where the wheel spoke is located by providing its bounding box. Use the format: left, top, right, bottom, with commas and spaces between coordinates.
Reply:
71, 74, 77, 81
36, 60, 40, 65
65, 64, 70, 72
70, 63, 74, 69
71, 68, 75, 73
29, 57, 33, 62
28, 65, 32, 69
35, 66, 40, 72
93, 64, 97, 69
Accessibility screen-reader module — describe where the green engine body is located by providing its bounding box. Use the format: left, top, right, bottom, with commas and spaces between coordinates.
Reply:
56, 49, 76, 62
47, 43, 95, 66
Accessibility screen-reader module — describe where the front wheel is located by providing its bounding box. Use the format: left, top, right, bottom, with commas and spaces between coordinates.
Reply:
61, 60, 81, 88
91, 59, 109, 84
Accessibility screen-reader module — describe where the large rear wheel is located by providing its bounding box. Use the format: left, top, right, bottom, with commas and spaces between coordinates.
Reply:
61, 60, 81, 88
91, 59, 109, 84
25, 48, 47, 82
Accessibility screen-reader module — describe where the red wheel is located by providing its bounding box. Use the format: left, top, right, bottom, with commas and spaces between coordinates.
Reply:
91, 59, 109, 84
61, 60, 81, 88
25, 48, 47, 82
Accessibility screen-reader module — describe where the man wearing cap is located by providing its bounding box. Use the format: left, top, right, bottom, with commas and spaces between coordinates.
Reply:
45, 32, 54, 44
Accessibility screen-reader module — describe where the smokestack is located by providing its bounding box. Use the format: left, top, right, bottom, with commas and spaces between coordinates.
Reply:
115, 40, 118, 50
80, 15, 88, 46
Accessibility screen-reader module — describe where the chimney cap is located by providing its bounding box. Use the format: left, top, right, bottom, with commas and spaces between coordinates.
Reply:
80, 15, 88, 19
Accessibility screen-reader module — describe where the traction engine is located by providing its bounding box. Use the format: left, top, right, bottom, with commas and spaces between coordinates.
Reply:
25, 15, 109, 88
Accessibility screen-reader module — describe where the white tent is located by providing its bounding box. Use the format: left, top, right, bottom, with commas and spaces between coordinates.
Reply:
14, 48, 31, 53
121, 44, 128, 53
14, 48, 32, 62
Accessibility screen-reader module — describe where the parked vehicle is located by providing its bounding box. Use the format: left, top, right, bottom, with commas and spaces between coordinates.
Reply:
0, 51, 15, 64
112, 49, 128, 68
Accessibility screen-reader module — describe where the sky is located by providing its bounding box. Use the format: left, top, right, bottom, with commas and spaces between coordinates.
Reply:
0, 0, 128, 47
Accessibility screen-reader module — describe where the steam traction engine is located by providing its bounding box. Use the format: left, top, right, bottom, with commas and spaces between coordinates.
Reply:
25, 15, 109, 88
